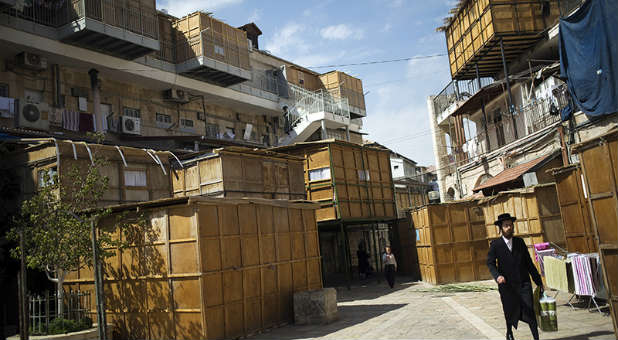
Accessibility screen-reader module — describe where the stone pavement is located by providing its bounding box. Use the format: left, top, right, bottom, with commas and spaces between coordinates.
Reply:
250, 277, 615, 340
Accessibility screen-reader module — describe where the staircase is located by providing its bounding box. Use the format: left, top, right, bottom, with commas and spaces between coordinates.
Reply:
278, 84, 351, 145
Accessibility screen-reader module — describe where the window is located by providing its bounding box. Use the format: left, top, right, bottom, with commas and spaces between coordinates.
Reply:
156, 113, 171, 123
224, 127, 235, 139
309, 167, 331, 181
124, 170, 147, 187
214, 45, 225, 55
394, 165, 399, 169
180, 119, 194, 127
123, 107, 141, 118
262, 134, 270, 146
358, 169, 370, 181
0, 83, 8, 97
37, 167, 57, 188
206, 123, 219, 138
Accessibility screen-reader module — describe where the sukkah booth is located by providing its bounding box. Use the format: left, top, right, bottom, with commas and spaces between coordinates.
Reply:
272, 140, 397, 285
64, 197, 322, 340
412, 200, 491, 285
572, 126, 618, 336
6, 139, 174, 205
550, 164, 597, 253
480, 183, 566, 275
171, 147, 306, 200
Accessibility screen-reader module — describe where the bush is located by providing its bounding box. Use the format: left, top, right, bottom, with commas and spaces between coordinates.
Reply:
39, 317, 93, 335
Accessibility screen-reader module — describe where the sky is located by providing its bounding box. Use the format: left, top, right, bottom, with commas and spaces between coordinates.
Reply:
157, 0, 457, 167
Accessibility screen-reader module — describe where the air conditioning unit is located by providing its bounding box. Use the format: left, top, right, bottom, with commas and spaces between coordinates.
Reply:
16, 52, 48, 71
163, 88, 189, 103
18, 100, 50, 130
121, 116, 141, 135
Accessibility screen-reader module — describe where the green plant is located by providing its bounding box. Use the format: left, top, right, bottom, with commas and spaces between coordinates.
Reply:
48, 318, 80, 334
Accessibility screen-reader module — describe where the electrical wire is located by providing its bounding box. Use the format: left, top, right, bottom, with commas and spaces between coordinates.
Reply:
306, 54, 447, 69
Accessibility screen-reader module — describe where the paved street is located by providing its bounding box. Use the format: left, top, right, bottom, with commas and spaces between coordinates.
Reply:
250, 277, 615, 340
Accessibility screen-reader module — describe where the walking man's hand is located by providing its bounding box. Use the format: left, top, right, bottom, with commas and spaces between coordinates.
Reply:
497, 275, 506, 284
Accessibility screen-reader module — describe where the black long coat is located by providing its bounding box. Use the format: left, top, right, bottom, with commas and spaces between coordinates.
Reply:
487, 236, 543, 328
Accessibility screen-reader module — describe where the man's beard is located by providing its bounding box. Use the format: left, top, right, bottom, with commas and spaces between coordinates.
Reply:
502, 230, 514, 239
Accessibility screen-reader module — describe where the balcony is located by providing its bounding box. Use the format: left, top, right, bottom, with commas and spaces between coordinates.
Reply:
433, 76, 494, 123
1, 0, 160, 59
279, 83, 351, 144
229, 69, 283, 102
174, 13, 251, 87
453, 84, 567, 167
443, 0, 562, 80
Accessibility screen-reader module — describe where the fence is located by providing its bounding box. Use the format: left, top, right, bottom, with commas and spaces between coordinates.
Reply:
458, 84, 568, 163
29, 290, 92, 335
433, 77, 494, 117
1, 0, 158, 39
286, 83, 350, 130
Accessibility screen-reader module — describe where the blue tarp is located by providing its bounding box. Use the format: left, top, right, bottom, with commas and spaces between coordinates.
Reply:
559, 0, 618, 121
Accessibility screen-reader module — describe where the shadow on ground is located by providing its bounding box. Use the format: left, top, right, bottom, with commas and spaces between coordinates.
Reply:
249, 303, 407, 340
333, 276, 422, 302
549, 330, 615, 340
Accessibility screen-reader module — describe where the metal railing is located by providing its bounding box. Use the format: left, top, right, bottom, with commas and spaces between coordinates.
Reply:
521, 85, 567, 135
30, 290, 92, 335
448, 85, 568, 169
433, 77, 494, 117
2, 0, 158, 39
247, 70, 279, 95
286, 83, 350, 130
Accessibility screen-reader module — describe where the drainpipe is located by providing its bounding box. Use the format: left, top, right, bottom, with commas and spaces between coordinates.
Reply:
88, 69, 102, 134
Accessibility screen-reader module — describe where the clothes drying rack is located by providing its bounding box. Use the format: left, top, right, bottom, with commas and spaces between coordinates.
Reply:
537, 242, 605, 315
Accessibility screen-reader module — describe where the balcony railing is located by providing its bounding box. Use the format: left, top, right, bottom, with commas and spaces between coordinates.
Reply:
433, 77, 494, 118
1, 0, 158, 39
285, 83, 351, 131
451, 85, 568, 167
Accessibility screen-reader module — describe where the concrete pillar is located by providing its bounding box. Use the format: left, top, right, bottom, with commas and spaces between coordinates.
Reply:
427, 96, 447, 203
88, 69, 103, 134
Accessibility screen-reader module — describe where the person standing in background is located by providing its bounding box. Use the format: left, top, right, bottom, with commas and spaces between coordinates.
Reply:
382, 246, 397, 288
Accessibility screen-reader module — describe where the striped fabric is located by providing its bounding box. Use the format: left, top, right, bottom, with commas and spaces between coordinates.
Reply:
62, 110, 80, 131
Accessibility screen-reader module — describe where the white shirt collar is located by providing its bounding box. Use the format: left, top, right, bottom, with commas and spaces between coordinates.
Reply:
502, 236, 513, 251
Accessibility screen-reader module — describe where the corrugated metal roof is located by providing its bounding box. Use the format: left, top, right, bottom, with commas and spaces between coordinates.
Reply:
472, 154, 552, 192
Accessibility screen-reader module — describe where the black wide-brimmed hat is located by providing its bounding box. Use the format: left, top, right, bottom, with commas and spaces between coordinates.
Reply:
494, 213, 517, 227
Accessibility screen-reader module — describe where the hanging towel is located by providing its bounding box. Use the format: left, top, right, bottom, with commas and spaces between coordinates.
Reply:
62, 110, 80, 131
538, 249, 556, 276
79, 113, 94, 132
544, 256, 569, 293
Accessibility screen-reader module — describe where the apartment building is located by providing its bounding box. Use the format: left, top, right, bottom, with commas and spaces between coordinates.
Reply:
0, 1, 366, 153
428, 0, 617, 201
